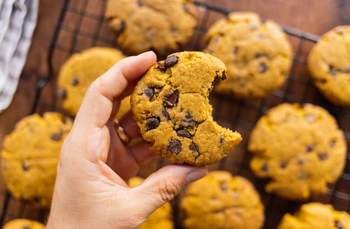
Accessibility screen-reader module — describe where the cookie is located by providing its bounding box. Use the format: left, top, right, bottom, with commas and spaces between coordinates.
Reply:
249, 103, 346, 200
105, 0, 197, 56
308, 26, 350, 107
129, 177, 173, 229
58, 47, 124, 116
278, 203, 350, 229
204, 12, 293, 98
1, 112, 72, 207
180, 171, 264, 229
131, 51, 242, 166
3, 219, 45, 229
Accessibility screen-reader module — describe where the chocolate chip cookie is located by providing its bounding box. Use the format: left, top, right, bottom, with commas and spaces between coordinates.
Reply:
131, 52, 242, 166
3, 219, 45, 229
180, 171, 264, 229
1, 112, 72, 207
308, 26, 350, 107
129, 177, 173, 229
249, 103, 346, 200
105, 0, 197, 56
58, 47, 124, 116
204, 12, 293, 98
278, 203, 350, 229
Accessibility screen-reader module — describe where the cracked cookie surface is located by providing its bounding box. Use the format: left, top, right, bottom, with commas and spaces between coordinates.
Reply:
105, 0, 197, 56
58, 47, 124, 116
249, 103, 346, 200
129, 177, 173, 229
204, 12, 293, 98
3, 219, 45, 229
1, 112, 72, 207
278, 203, 350, 229
131, 52, 242, 166
308, 26, 350, 107
180, 171, 264, 229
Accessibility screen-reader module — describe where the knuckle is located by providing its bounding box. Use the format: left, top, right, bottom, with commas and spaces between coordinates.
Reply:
157, 180, 181, 202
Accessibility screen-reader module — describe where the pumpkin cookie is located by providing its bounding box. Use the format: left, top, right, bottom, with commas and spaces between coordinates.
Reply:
105, 0, 197, 56
308, 26, 350, 107
249, 103, 346, 200
129, 177, 173, 229
131, 52, 242, 166
180, 171, 264, 229
3, 219, 45, 229
58, 47, 124, 116
204, 12, 293, 98
1, 112, 72, 207
278, 203, 350, 229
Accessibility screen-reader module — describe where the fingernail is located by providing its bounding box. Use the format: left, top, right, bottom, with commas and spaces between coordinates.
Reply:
185, 169, 208, 184
139, 50, 156, 57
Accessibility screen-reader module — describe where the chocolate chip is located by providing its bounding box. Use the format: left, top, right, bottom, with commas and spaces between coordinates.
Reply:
167, 139, 182, 154
219, 180, 229, 191
305, 114, 317, 123
329, 65, 337, 76
145, 117, 160, 130
71, 77, 79, 86
233, 46, 239, 55
255, 53, 265, 58
318, 152, 328, 160
143, 87, 155, 99
176, 129, 191, 138
22, 225, 30, 229
157, 61, 166, 72
305, 144, 315, 153
261, 163, 268, 172
164, 90, 179, 107
258, 63, 268, 73
189, 142, 199, 158
329, 138, 337, 148
280, 160, 288, 169
51, 131, 63, 141
183, 112, 196, 128
57, 88, 67, 100
161, 107, 170, 120
335, 220, 344, 229
22, 161, 30, 171
219, 135, 224, 145
164, 55, 178, 68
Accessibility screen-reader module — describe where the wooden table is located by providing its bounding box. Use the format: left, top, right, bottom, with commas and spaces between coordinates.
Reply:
0, 0, 349, 227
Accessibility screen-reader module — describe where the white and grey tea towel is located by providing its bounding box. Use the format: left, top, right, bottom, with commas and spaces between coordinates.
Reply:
0, 0, 38, 112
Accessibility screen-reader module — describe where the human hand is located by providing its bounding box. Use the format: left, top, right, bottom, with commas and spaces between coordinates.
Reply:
47, 51, 207, 229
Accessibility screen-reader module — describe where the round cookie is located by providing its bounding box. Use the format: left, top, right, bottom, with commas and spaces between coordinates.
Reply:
249, 103, 346, 200
58, 47, 124, 116
278, 203, 350, 229
3, 219, 45, 229
131, 51, 242, 166
105, 0, 197, 56
204, 12, 293, 98
180, 171, 264, 229
308, 26, 350, 107
1, 112, 72, 207
129, 177, 173, 229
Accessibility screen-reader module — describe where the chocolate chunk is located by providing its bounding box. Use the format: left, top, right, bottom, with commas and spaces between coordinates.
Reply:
176, 129, 191, 138
305, 144, 315, 153
318, 152, 328, 160
143, 87, 155, 99
167, 139, 182, 154
258, 63, 268, 73
164, 90, 179, 107
329, 138, 337, 148
157, 61, 166, 72
335, 220, 344, 229
51, 131, 63, 141
219, 135, 224, 145
165, 55, 178, 68
189, 142, 199, 158
233, 46, 239, 55
219, 180, 229, 191
161, 107, 170, 120
280, 160, 288, 169
57, 88, 67, 100
145, 117, 160, 130
71, 77, 79, 86
184, 112, 196, 128
261, 162, 268, 172
22, 161, 30, 171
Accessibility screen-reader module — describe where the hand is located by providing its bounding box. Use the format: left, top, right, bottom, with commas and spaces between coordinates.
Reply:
47, 51, 207, 229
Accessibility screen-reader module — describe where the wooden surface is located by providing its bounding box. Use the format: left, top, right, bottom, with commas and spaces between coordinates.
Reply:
0, 0, 349, 227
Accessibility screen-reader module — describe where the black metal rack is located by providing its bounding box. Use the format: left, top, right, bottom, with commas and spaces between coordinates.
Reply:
1, 0, 350, 228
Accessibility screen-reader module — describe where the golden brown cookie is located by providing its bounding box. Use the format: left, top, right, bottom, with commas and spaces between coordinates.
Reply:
1, 112, 72, 207
205, 12, 293, 98
278, 203, 350, 229
180, 171, 264, 229
105, 0, 197, 56
129, 177, 173, 229
131, 51, 242, 166
58, 47, 124, 116
3, 219, 45, 229
249, 103, 346, 200
308, 26, 350, 107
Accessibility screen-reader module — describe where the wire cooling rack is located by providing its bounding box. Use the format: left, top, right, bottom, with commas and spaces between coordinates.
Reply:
1, 0, 350, 228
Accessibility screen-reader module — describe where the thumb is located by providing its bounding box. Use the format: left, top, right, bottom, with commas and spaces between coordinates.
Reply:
131, 165, 207, 217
